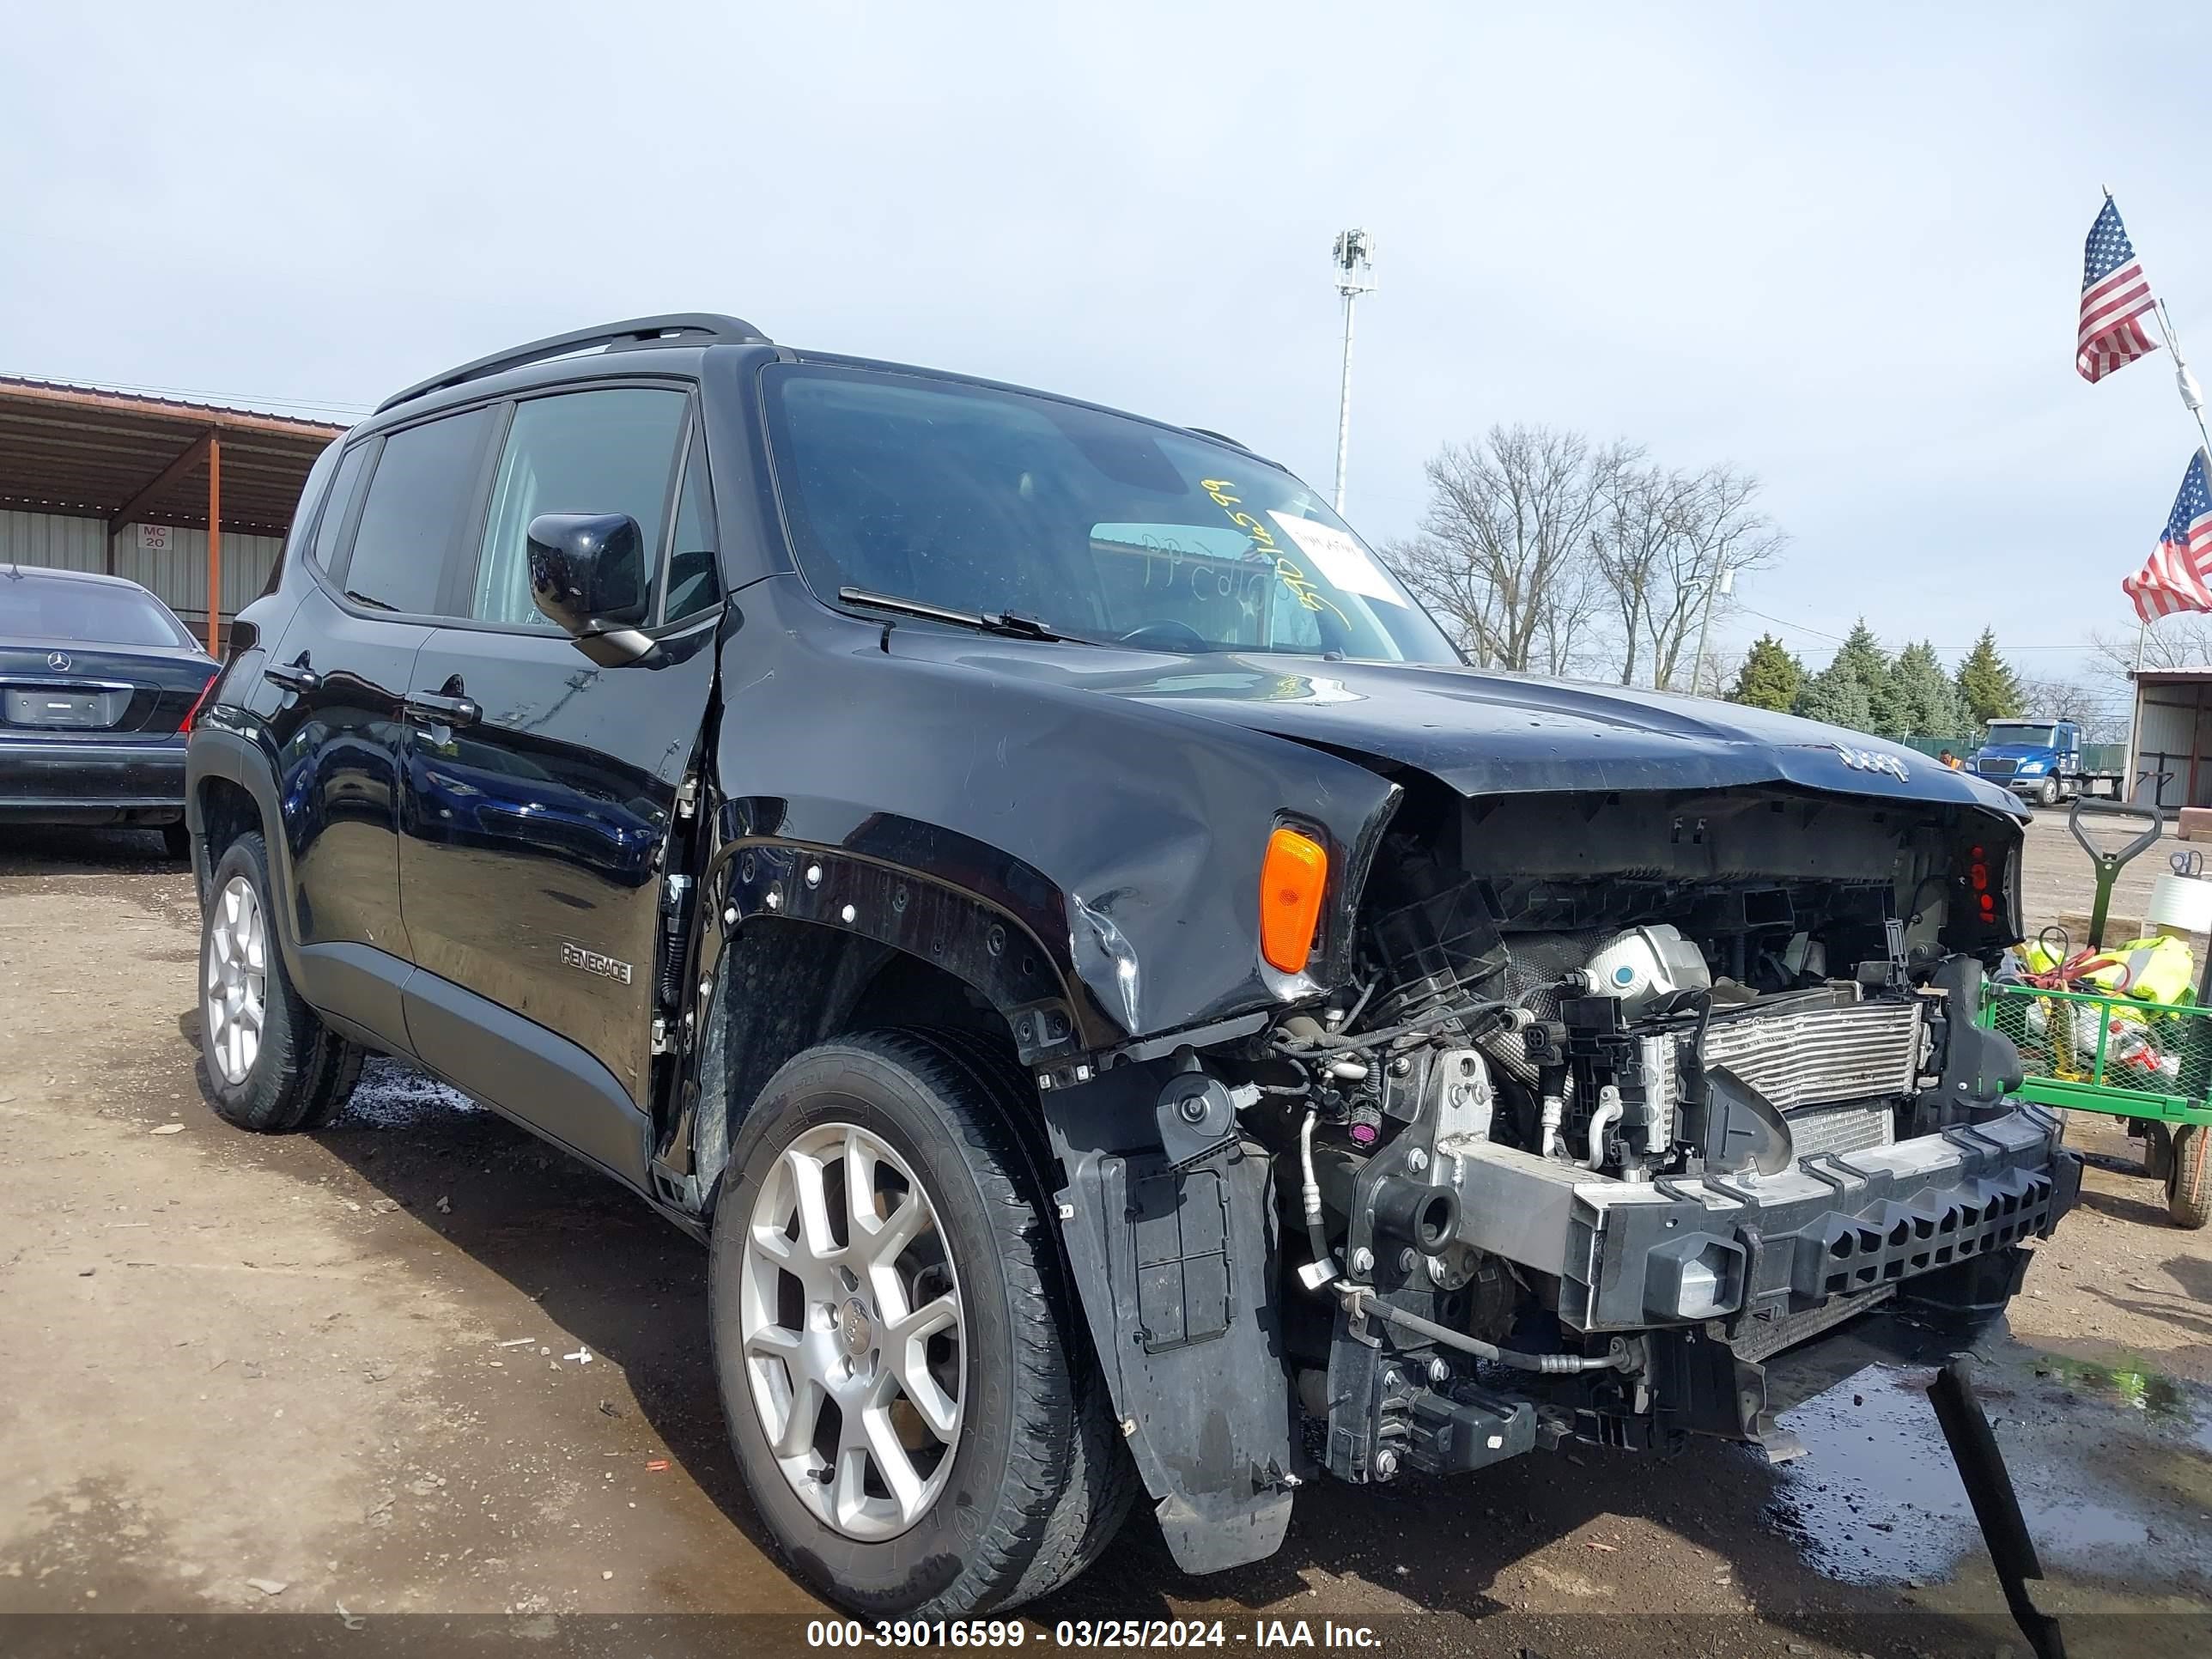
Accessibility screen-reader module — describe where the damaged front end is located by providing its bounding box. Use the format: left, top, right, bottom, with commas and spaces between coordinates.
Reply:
1040, 775, 2079, 1574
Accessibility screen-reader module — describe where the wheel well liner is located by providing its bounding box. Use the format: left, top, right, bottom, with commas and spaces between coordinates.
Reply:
689, 840, 1089, 1206
198, 775, 258, 870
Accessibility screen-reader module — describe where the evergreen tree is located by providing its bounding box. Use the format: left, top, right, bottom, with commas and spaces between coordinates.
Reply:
1793, 619, 1888, 736
1889, 640, 1970, 738
1830, 619, 1899, 733
1727, 634, 1804, 712
1954, 628, 2024, 729
1793, 663, 1876, 732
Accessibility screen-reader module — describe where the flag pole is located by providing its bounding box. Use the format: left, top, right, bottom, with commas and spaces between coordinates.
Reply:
2115, 181, 2212, 455
2146, 301, 2212, 460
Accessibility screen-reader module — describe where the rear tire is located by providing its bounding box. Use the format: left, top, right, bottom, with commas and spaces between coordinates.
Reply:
707, 1029, 1126, 1616
2168, 1124, 2211, 1230
198, 832, 362, 1133
2142, 1121, 2174, 1182
161, 821, 191, 860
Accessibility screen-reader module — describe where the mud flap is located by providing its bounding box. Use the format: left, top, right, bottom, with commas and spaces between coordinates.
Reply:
1044, 1069, 1297, 1575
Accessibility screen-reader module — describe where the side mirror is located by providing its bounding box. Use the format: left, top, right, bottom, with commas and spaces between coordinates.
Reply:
527, 514, 653, 664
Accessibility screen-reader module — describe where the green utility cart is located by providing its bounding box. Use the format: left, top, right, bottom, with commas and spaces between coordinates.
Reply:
1979, 799, 2212, 1229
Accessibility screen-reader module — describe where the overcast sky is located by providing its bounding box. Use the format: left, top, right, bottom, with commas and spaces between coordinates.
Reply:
9, 3, 2207, 706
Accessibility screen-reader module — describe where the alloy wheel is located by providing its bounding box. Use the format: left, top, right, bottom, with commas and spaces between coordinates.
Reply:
205, 874, 267, 1085
738, 1120, 965, 1540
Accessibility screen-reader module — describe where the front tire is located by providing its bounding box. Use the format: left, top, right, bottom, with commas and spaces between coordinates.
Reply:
708, 1030, 1122, 1616
198, 832, 362, 1132
2037, 776, 2060, 806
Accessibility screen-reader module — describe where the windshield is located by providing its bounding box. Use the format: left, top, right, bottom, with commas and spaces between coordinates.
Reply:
1985, 723, 2059, 747
1, 574, 198, 648
763, 364, 1458, 662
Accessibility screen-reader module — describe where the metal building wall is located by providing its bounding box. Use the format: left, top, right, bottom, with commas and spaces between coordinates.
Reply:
2132, 687, 2208, 809
0, 508, 283, 623
0, 509, 106, 572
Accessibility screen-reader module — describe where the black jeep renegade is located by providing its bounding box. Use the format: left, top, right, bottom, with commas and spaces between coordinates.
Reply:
186, 313, 2078, 1616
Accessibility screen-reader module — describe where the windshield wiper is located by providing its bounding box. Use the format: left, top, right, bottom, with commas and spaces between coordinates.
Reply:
838, 586, 1077, 643
344, 589, 398, 611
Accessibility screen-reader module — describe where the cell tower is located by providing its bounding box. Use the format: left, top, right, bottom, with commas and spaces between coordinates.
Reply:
1330, 229, 1377, 515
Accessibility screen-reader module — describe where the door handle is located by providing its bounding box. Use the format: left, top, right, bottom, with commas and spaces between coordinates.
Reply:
264, 657, 319, 695
404, 691, 481, 728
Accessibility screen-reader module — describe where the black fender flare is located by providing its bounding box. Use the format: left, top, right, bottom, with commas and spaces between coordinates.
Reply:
675, 835, 1111, 1213
185, 724, 309, 985
699, 837, 1109, 1072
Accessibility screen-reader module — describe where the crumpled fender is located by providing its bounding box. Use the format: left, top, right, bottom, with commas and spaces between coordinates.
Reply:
710, 580, 1401, 1054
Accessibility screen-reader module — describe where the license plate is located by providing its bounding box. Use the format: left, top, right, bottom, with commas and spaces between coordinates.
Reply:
3, 688, 120, 728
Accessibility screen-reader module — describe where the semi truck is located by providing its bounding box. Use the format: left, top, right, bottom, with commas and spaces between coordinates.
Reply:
1968, 719, 2125, 805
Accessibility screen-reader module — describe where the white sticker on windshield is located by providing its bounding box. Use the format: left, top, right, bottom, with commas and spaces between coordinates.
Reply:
1267, 513, 1405, 605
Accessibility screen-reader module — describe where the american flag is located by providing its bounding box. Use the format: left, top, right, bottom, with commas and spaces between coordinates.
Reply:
2078, 196, 2160, 382
2123, 449, 2212, 622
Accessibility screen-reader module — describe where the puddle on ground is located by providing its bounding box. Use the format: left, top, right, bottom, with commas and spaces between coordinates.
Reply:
1765, 1359, 2212, 1588
2041, 1353, 2199, 1429
338, 1057, 479, 1129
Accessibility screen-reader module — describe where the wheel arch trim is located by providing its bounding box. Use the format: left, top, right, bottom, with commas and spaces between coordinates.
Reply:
185, 726, 307, 984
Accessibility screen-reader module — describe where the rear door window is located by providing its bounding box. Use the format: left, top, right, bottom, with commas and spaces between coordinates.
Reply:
470, 388, 690, 629
340, 407, 497, 617
310, 442, 376, 571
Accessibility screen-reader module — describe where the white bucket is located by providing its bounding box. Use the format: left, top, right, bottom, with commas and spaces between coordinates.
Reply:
2146, 872, 2212, 934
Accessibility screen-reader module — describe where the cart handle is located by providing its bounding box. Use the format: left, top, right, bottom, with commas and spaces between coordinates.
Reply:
2070, 796, 2162, 950
2069, 795, 2163, 870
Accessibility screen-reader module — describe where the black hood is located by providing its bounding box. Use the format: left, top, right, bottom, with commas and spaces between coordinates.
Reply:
956, 644, 2029, 820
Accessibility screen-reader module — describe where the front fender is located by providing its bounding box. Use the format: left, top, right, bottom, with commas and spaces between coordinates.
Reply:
710, 580, 1404, 1056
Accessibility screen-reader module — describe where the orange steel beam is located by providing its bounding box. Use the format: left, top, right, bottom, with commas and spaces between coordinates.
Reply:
107, 427, 214, 540
206, 435, 222, 657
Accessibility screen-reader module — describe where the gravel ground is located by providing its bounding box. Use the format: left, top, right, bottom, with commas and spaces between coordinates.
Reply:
1, 816, 2208, 1657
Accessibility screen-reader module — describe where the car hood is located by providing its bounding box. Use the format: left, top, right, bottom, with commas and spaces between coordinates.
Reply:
969, 647, 2028, 819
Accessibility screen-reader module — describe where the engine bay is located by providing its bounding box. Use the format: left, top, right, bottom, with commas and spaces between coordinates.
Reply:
1201, 783, 2050, 1470
1258, 784, 2021, 1194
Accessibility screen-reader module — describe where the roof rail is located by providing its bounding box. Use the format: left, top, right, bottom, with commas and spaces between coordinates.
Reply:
374, 313, 772, 414
1186, 427, 1250, 450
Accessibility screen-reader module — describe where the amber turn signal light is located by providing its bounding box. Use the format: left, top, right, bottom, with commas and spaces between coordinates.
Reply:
1260, 827, 1328, 973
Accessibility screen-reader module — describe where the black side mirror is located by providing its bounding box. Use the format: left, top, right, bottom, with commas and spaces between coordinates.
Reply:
527, 514, 653, 665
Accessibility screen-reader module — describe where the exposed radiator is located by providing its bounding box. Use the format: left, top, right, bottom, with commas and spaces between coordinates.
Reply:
1784, 1100, 1894, 1160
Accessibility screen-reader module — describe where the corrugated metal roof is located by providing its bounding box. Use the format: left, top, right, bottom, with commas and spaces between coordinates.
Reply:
0, 375, 349, 436
0, 374, 345, 536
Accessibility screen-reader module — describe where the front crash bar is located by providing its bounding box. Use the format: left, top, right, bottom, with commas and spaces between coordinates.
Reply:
1431, 1104, 2080, 1334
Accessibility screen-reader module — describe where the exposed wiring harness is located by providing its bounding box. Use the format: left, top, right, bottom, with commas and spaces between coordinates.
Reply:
1270, 999, 1513, 1058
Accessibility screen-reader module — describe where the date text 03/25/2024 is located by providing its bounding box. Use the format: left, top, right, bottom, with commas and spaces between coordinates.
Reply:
805, 1620, 1383, 1649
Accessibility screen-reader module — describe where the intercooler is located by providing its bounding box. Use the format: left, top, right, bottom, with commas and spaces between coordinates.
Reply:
1644, 995, 1923, 1160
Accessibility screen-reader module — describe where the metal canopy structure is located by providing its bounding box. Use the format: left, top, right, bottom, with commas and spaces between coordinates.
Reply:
0, 377, 343, 652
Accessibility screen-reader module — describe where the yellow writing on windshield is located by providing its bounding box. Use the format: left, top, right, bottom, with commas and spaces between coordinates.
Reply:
1199, 479, 1350, 629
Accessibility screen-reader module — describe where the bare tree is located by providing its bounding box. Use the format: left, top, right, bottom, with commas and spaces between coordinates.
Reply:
1384, 426, 1617, 673
1579, 460, 1784, 691
1584, 454, 1676, 686
1387, 428, 1790, 687
2088, 617, 2212, 682
1700, 645, 1747, 702
1647, 465, 1785, 693
2019, 674, 2130, 743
